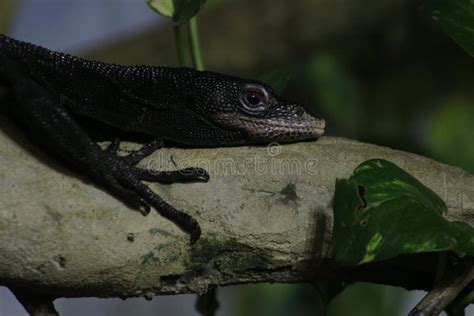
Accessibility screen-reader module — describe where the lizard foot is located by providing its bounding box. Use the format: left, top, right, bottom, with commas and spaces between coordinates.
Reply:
106, 138, 163, 165
4, 72, 202, 243
99, 139, 202, 243
106, 139, 210, 184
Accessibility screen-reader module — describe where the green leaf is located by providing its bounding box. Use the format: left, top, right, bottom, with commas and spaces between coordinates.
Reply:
259, 69, 290, 94
333, 159, 474, 266
147, 0, 174, 19
147, 0, 207, 24
432, 0, 474, 57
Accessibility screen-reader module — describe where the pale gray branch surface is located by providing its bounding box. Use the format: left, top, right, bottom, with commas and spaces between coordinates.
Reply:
0, 118, 473, 299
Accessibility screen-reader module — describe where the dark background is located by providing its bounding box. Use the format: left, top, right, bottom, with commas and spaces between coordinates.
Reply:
1, 0, 473, 315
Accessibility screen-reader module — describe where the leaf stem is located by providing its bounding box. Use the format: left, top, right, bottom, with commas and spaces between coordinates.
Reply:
195, 287, 219, 316
187, 17, 204, 70
173, 24, 186, 67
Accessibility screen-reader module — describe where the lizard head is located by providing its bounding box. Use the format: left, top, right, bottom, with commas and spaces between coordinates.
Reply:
186, 70, 325, 144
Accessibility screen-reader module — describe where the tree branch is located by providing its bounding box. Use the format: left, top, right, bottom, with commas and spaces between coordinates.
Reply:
0, 117, 473, 300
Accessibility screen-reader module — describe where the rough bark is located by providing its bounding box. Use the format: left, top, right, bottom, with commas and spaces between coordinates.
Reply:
1, 117, 473, 299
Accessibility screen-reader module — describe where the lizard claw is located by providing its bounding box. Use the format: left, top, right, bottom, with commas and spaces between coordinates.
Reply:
90, 149, 202, 243
105, 138, 121, 154
137, 199, 151, 216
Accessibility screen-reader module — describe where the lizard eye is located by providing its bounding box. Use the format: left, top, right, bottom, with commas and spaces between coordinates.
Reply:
240, 84, 269, 114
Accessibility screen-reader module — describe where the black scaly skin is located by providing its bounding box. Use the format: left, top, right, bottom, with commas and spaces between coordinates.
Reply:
0, 35, 325, 243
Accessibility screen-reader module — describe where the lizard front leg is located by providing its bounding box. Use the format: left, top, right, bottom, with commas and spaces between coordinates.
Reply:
7, 75, 203, 243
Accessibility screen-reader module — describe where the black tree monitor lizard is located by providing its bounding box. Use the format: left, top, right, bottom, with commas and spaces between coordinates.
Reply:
0, 35, 325, 243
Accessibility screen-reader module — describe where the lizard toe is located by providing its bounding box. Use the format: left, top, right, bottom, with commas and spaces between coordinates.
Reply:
105, 138, 121, 154
135, 167, 210, 184
104, 176, 151, 216
123, 139, 163, 166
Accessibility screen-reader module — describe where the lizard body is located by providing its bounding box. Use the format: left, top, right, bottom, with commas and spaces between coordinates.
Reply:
0, 35, 325, 243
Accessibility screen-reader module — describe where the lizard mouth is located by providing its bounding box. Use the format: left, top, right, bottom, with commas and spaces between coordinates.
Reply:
215, 112, 325, 143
